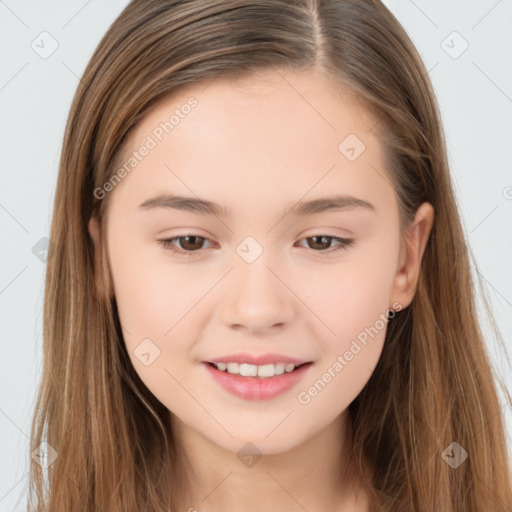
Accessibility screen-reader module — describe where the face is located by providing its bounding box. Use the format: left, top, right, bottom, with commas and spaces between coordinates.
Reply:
90, 68, 432, 455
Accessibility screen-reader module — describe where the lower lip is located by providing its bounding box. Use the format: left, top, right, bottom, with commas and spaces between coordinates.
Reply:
203, 362, 313, 401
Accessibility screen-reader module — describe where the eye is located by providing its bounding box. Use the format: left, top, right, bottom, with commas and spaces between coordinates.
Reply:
295, 235, 354, 255
158, 235, 213, 256
158, 234, 353, 257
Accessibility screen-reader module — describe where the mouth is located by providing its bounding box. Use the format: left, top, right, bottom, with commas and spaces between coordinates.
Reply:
205, 361, 313, 379
202, 361, 314, 401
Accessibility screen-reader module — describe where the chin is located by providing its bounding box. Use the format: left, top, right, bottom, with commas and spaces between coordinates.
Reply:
212, 429, 305, 457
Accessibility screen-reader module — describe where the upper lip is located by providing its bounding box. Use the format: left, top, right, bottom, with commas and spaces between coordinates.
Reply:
206, 353, 312, 366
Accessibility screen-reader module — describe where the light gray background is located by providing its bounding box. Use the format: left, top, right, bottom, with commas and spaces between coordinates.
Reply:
1, 1, 511, 510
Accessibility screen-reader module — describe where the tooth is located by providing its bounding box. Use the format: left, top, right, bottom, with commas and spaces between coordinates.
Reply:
257, 364, 275, 378
214, 362, 299, 377
274, 363, 285, 375
227, 362, 239, 374
239, 363, 258, 377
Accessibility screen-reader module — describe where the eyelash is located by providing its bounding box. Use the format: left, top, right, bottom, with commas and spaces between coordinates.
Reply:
157, 234, 354, 258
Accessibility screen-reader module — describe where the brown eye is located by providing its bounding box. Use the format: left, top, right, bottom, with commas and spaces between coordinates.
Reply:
158, 235, 213, 256
296, 235, 354, 255
158, 234, 354, 258
306, 235, 333, 250
177, 235, 206, 251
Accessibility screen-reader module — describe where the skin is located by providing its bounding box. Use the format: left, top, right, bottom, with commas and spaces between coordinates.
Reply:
89, 67, 433, 512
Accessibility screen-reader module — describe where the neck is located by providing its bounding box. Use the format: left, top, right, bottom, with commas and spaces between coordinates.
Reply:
170, 409, 369, 512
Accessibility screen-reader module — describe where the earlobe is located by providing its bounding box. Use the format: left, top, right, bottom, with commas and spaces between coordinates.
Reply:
88, 216, 101, 266
390, 202, 434, 310
88, 215, 113, 299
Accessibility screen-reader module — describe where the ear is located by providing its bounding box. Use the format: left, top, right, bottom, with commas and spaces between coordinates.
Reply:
390, 202, 434, 310
88, 215, 113, 299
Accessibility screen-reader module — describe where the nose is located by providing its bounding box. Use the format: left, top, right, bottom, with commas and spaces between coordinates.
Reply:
220, 255, 296, 334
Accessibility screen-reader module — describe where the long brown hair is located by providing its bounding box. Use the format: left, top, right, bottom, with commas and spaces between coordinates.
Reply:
28, 1, 512, 510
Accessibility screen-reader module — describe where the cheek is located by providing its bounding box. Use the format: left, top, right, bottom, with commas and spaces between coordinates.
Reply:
298, 241, 398, 345
107, 237, 208, 406
293, 239, 399, 404
294, 295, 390, 415
107, 236, 217, 394
108, 234, 208, 338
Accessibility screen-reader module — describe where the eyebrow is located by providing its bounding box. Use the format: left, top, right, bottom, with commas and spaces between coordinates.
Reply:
138, 194, 375, 217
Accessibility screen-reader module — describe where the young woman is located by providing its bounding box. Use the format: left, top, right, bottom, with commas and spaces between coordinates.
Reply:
28, 1, 512, 511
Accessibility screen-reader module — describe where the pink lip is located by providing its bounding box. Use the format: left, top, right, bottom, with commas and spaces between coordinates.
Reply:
206, 352, 311, 366
203, 361, 313, 401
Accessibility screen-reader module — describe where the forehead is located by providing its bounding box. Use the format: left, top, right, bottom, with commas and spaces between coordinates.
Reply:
109, 68, 393, 219
128, 67, 378, 156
